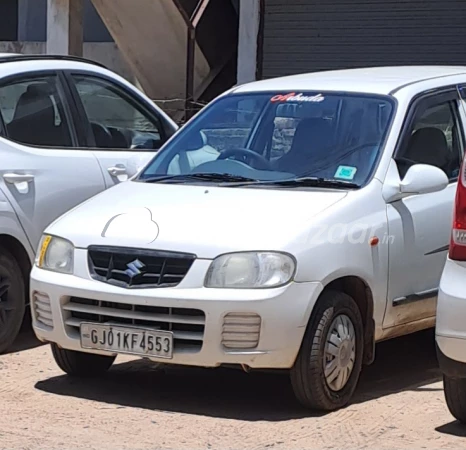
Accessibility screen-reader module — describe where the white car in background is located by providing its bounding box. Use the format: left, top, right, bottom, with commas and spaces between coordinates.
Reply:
31, 66, 466, 411
0, 54, 178, 353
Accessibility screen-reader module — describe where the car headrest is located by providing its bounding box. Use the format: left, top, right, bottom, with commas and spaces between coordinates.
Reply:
13, 83, 56, 122
405, 127, 449, 168
181, 130, 208, 151
289, 117, 332, 155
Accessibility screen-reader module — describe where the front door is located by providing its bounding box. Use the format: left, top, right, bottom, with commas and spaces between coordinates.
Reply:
384, 91, 463, 328
0, 72, 105, 249
65, 73, 171, 187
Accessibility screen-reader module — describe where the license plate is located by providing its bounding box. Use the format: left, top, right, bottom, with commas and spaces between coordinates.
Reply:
80, 323, 173, 359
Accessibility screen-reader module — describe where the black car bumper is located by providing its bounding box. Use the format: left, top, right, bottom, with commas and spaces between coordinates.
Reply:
437, 342, 466, 378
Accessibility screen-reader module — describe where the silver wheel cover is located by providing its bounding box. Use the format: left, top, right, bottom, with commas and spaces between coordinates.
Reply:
323, 314, 356, 392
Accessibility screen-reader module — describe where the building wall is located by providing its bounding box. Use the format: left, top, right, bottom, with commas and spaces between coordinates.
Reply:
260, 0, 466, 79
3, 0, 112, 42
237, 0, 260, 84
0, 0, 18, 41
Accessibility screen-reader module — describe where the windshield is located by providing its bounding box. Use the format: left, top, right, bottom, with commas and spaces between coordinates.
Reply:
139, 91, 395, 187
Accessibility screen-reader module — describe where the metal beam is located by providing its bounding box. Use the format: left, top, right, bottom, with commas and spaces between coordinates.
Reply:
172, 0, 191, 26
173, 0, 212, 120
185, 26, 196, 120
191, 0, 211, 28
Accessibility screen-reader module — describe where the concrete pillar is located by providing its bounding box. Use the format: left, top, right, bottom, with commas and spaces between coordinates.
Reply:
18, 0, 47, 41
46, 0, 83, 56
237, 0, 260, 85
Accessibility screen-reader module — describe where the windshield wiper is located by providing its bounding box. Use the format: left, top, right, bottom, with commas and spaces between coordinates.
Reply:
140, 173, 260, 184
140, 174, 358, 189
232, 177, 359, 189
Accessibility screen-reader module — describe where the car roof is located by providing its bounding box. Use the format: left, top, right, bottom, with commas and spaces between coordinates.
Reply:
233, 66, 466, 96
0, 53, 106, 69
0, 53, 111, 80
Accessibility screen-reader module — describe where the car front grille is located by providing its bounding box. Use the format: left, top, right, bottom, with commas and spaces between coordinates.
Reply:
88, 246, 196, 289
64, 297, 206, 353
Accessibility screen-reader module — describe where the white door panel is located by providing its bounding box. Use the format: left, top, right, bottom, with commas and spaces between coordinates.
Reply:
383, 93, 463, 328
384, 184, 455, 328
0, 142, 105, 249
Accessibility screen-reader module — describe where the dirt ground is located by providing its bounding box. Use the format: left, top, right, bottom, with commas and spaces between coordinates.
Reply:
1, 327, 465, 450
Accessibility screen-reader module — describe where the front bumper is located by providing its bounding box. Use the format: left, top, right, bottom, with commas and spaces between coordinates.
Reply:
436, 258, 466, 377
30, 255, 323, 370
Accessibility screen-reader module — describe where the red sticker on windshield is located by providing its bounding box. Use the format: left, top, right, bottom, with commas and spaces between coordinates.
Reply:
270, 93, 325, 103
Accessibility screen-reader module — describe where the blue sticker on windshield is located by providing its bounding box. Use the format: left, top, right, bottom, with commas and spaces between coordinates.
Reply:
335, 165, 357, 180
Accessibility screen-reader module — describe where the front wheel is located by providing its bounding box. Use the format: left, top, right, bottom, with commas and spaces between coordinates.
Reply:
0, 247, 26, 354
444, 375, 466, 423
51, 344, 116, 377
290, 290, 364, 411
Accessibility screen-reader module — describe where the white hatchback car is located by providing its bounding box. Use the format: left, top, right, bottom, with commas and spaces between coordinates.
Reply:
0, 54, 177, 353
32, 66, 466, 411
436, 151, 466, 423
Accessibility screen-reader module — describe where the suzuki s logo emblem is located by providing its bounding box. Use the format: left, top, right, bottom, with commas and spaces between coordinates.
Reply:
125, 259, 146, 278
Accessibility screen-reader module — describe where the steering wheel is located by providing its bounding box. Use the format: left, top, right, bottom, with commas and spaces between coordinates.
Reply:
218, 147, 272, 170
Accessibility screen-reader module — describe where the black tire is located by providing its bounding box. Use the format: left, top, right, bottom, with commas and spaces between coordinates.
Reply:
290, 289, 364, 411
0, 246, 26, 354
444, 375, 466, 423
51, 344, 116, 377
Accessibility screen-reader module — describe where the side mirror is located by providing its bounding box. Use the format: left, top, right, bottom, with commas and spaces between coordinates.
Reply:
400, 164, 449, 196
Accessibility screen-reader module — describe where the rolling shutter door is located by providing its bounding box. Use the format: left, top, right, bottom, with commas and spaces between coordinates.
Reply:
261, 0, 466, 79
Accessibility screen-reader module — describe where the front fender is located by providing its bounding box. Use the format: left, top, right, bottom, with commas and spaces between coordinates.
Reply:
0, 187, 34, 261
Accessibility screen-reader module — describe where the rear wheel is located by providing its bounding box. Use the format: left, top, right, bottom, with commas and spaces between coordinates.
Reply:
290, 290, 364, 411
444, 375, 466, 423
51, 344, 116, 377
0, 247, 26, 354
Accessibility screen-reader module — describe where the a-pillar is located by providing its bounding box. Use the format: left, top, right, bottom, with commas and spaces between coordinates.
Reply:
46, 0, 83, 56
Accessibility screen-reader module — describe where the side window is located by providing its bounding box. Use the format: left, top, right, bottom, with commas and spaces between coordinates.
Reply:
70, 75, 164, 150
0, 74, 73, 147
396, 99, 463, 180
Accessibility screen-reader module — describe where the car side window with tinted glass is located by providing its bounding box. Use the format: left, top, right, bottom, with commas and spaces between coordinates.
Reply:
0, 74, 73, 147
396, 99, 463, 181
70, 75, 164, 150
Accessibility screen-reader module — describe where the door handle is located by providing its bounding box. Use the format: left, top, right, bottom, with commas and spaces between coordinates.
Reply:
3, 173, 35, 183
107, 165, 127, 177
3, 173, 34, 194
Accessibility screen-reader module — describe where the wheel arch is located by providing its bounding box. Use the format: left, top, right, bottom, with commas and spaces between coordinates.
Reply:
321, 275, 375, 365
0, 234, 33, 307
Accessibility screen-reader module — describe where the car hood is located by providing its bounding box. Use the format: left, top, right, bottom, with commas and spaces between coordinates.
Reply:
48, 181, 348, 258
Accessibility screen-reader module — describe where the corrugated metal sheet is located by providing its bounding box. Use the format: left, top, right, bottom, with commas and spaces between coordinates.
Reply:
261, 0, 466, 79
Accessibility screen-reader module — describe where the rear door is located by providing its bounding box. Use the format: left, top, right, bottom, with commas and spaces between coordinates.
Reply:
64, 72, 176, 186
0, 71, 105, 249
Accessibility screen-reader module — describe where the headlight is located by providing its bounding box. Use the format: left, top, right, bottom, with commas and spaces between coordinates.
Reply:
205, 252, 296, 289
35, 235, 74, 274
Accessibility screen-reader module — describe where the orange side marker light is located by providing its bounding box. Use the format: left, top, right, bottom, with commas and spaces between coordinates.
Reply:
369, 236, 379, 247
